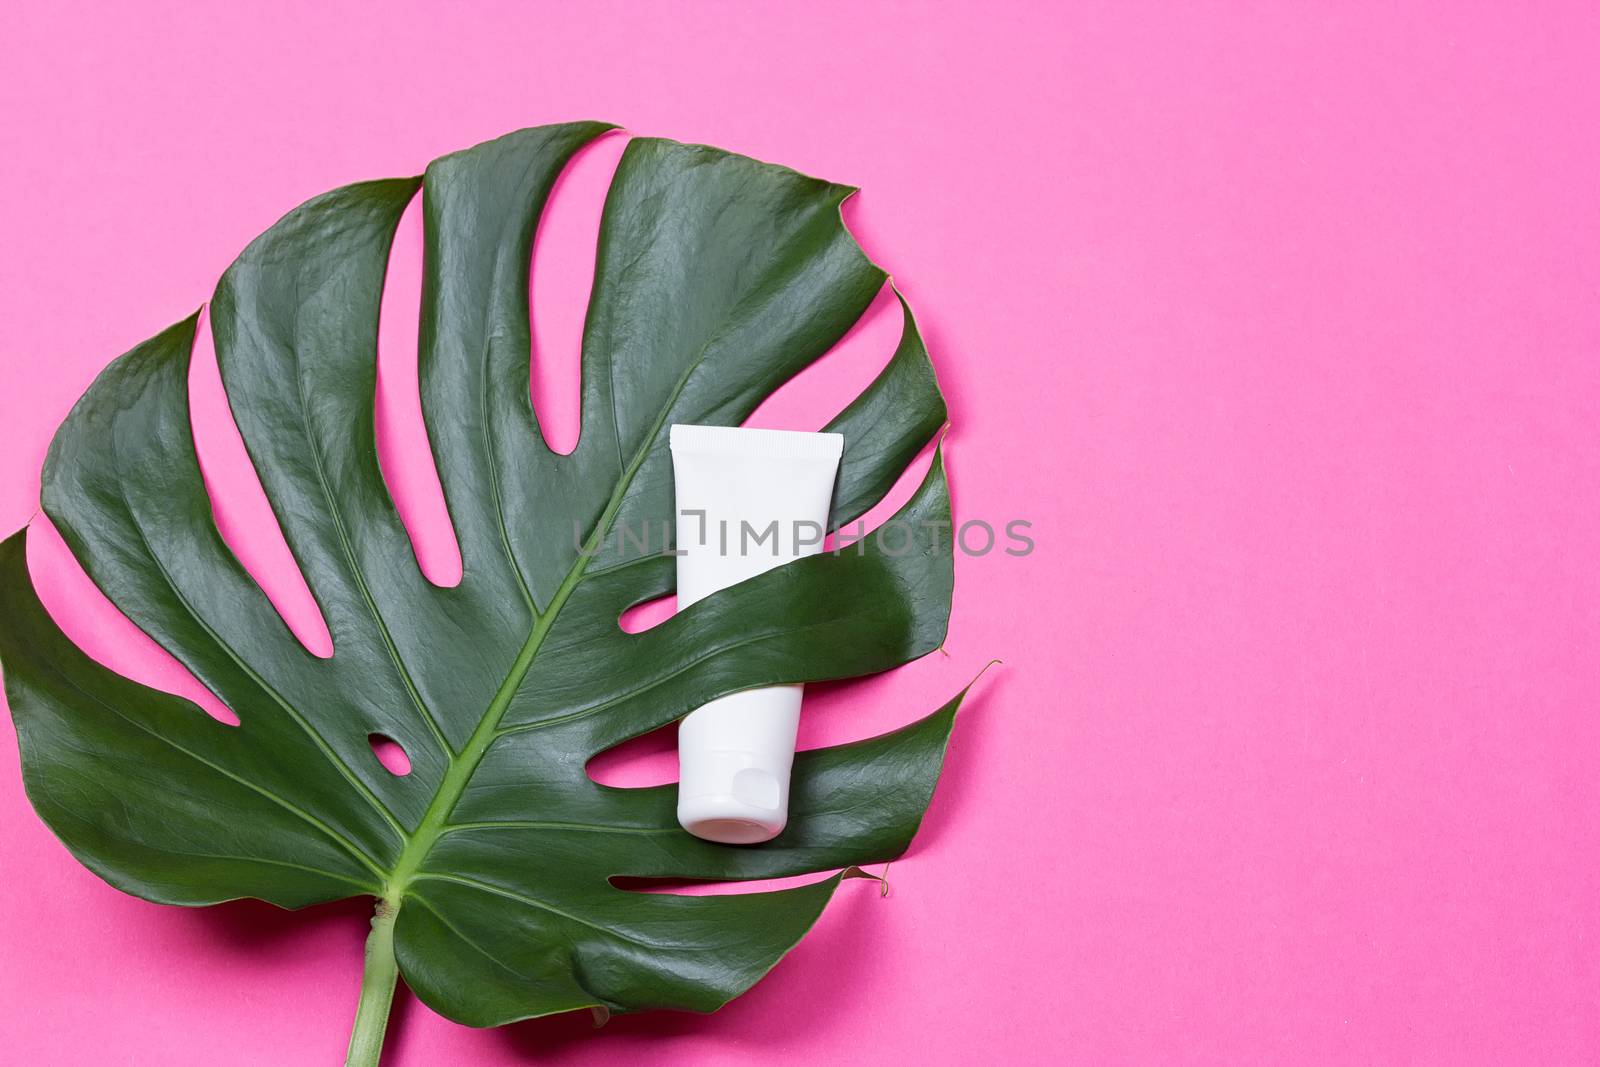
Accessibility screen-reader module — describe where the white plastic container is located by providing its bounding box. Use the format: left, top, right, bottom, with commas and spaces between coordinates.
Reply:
669, 424, 844, 844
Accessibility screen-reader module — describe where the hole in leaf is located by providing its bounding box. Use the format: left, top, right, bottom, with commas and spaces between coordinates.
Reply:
188, 308, 334, 659
743, 281, 900, 432
617, 591, 676, 635
376, 190, 463, 588
27, 517, 240, 726
530, 131, 628, 455
368, 733, 411, 776
586, 720, 677, 788
823, 432, 939, 550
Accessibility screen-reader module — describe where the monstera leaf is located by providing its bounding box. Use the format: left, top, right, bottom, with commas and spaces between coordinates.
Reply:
0, 122, 962, 1064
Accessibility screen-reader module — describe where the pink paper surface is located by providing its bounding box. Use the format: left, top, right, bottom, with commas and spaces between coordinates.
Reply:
2, 3, 1598, 1063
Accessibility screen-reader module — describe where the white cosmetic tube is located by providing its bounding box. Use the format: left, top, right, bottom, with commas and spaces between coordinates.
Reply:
668, 424, 844, 844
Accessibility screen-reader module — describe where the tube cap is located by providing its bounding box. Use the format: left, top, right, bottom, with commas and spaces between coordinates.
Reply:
677, 748, 792, 845
676, 688, 802, 845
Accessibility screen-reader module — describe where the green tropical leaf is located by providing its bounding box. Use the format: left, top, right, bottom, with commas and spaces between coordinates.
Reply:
0, 122, 962, 1063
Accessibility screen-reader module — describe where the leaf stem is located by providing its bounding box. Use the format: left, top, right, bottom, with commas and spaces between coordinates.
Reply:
345, 897, 401, 1067
340, 339, 705, 1059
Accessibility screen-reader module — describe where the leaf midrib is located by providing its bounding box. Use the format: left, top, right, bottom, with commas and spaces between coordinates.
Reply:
382, 329, 713, 902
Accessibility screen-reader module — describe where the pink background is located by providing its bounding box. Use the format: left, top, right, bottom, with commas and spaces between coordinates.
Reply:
3, 2, 1598, 1063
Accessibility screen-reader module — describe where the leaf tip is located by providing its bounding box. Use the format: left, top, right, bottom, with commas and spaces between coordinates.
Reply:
962, 658, 1003, 696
